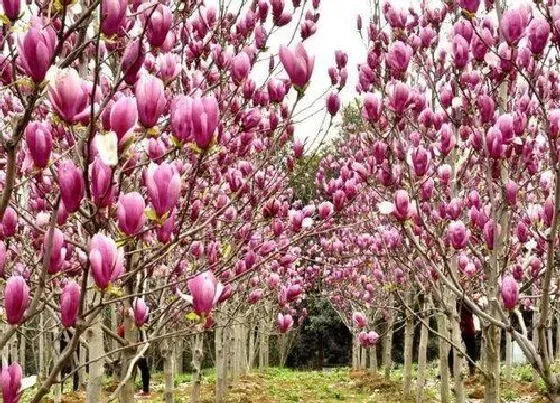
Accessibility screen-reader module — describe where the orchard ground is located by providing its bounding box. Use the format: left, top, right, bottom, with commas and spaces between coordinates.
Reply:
22, 365, 551, 403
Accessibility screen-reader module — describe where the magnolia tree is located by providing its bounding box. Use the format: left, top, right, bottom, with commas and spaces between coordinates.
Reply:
315, 0, 560, 402
0, 0, 340, 401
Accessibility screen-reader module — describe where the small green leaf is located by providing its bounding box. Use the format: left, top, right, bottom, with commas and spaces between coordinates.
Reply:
185, 312, 200, 322
145, 208, 158, 221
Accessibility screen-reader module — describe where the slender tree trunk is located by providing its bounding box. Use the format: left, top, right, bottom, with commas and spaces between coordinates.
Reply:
505, 332, 512, 381
360, 346, 368, 370
438, 311, 450, 403
52, 329, 61, 403
86, 300, 104, 401
278, 333, 289, 368
556, 314, 560, 361
119, 309, 136, 403
39, 313, 45, 381
403, 291, 414, 396
191, 332, 204, 403
248, 323, 256, 371
163, 341, 175, 403
239, 322, 248, 375
19, 329, 25, 375
175, 338, 183, 374
416, 295, 429, 403
352, 336, 359, 370
451, 305, 465, 403
368, 345, 377, 372
483, 302, 501, 403
382, 312, 394, 380
216, 325, 227, 402
548, 327, 554, 366
258, 316, 268, 371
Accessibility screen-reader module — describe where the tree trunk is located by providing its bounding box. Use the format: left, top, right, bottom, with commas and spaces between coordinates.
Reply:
505, 332, 512, 381
248, 323, 256, 371
368, 345, 377, 372
119, 311, 136, 403
556, 314, 560, 361
352, 336, 359, 370
191, 332, 203, 403
438, 311, 450, 403
216, 326, 227, 402
258, 316, 269, 371
19, 329, 25, 375
86, 297, 104, 402
416, 296, 429, 403
382, 312, 393, 380
39, 313, 45, 381
360, 346, 368, 370
175, 338, 183, 374
278, 333, 289, 368
483, 302, 501, 403
163, 342, 175, 403
403, 291, 414, 397
451, 305, 465, 403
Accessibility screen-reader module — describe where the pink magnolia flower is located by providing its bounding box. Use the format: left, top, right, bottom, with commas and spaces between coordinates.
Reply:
393, 189, 410, 221
25, 121, 52, 168
459, 0, 480, 14
17, 17, 56, 82
48, 69, 90, 124
187, 271, 224, 316
362, 93, 382, 122
191, 95, 220, 149
448, 221, 469, 250
60, 281, 80, 327
500, 8, 529, 45
1, 362, 22, 403
2, 0, 21, 21
88, 233, 124, 289
145, 4, 173, 47
117, 192, 146, 235
4, 276, 29, 325
231, 51, 251, 83
452, 34, 470, 69
43, 228, 66, 275
101, 0, 127, 36
326, 91, 341, 116
386, 41, 412, 73
527, 18, 550, 54
90, 158, 115, 209
277, 313, 294, 333
352, 312, 367, 328
501, 275, 519, 309
145, 163, 181, 217
387, 81, 410, 114
110, 97, 137, 140
133, 297, 149, 327
135, 74, 166, 129
279, 43, 314, 90
57, 161, 85, 214
2, 207, 18, 238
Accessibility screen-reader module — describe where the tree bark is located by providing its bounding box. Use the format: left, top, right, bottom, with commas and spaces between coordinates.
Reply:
382, 311, 393, 380
451, 304, 465, 403
368, 345, 377, 372
163, 341, 175, 403
86, 291, 104, 402
352, 336, 359, 370
556, 314, 560, 361
248, 322, 256, 371
505, 331, 512, 381
216, 325, 227, 403
258, 316, 268, 371
403, 291, 414, 396
438, 311, 450, 403
416, 295, 429, 403
175, 337, 183, 374
483, 301, 501, 403
119, 309, 137, 403
191, 332, 204, 403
